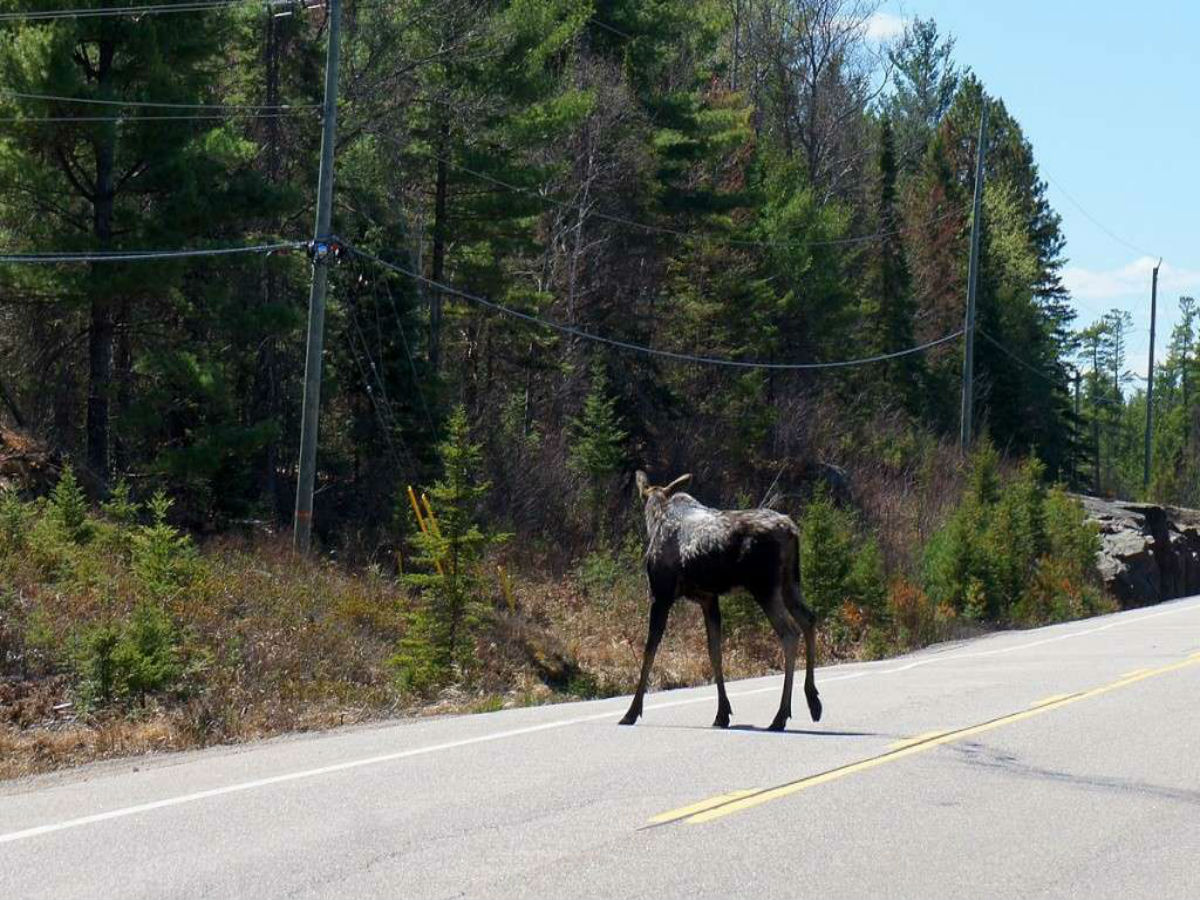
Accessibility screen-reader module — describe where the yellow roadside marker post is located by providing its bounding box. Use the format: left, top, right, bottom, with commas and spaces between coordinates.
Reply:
407, 485, 444, 576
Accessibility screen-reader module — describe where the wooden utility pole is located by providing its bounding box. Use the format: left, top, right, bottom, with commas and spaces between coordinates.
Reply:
293, 0, 342, 555
1143, 259, 1162, 493
960, 104, 988, 453
1072, 367, 1082, 488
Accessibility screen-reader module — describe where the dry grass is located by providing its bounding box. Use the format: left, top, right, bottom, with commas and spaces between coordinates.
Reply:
0, 411, 1012, 782
1, 526, 866, 781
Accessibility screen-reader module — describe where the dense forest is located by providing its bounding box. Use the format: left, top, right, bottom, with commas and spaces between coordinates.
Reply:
0, 0, 1189, 771
0, 0, 1093, 531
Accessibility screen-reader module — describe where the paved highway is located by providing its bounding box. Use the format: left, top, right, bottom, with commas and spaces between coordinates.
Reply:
3, 597, 1199, 899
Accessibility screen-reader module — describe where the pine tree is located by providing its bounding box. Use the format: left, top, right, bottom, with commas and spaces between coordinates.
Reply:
886, 17, 962, 173
0, 5, 244, 481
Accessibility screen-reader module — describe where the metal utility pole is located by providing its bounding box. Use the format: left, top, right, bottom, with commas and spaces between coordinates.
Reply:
1143, 258, 1162, 493
293, 0, 342, 555
960, 104, 988, 453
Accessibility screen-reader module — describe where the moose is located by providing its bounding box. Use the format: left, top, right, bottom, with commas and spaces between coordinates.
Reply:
619, 471, 822, 731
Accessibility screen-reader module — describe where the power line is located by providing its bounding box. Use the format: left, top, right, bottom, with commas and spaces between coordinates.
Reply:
359, 129, 970, 252
1044, 172, 1158, 259
358, 255, 435, 432
978, 328, 1068, 386
589, 17, 632, 39
0, 88, 318, 111
420, 146, 972, 251
0, 111, 313, 123
0, 1, 272, 22
0, 240, 302, 264
346, 242, 965, 371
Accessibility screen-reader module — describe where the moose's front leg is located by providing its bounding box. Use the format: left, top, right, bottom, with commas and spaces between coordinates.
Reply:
619, 597, 673, 725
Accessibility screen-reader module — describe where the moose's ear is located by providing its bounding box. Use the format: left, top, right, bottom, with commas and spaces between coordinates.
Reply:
635, 470, 650, 497
663, 473, 692, 496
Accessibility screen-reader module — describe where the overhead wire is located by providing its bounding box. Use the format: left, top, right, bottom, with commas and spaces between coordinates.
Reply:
978, 328, 1070, 386
345, 242, 965, 371
1043, 171, 1158, 260
0, 241, 303, 263
0, 111, 311, 122
365, 255, 435, 432
0, 1, 272, 22
0, 88, 318, 111
406, 144, 972, 251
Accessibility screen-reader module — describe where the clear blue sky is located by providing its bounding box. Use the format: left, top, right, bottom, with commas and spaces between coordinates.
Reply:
876, 0, 1200, 377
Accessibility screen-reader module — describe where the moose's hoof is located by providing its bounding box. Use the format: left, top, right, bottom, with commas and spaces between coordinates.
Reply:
618, 712, 639, 726
767, 714, 788, 732
713, 712, 730, 728
808, 694, 823, 723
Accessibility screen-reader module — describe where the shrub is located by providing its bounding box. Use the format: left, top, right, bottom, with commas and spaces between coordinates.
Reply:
132, 492, 197, 597
74, 601, 183, 709
0, 487, 27, 551
887, 578, 954, 649
800, 491, 887, 646
982, 458, 1046, 618
50, 465, 90, 544
924, 447, 1107, 627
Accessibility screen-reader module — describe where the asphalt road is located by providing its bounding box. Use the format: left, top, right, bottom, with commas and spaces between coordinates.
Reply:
3, 597, 1199, 899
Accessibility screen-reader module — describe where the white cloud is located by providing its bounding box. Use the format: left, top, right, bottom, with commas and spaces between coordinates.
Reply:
1063, 256, 1200, 377
863, 11, 906, 43
1063, 256, 1200, 304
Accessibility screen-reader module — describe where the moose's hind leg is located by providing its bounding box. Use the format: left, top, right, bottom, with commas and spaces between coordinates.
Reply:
782, 585, 822, 722
756, 587, 799, 732
700, 596, 732, 728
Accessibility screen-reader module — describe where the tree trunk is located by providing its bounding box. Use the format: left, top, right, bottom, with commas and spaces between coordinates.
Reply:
112, 298, 132, 474
429, 116, 449, 373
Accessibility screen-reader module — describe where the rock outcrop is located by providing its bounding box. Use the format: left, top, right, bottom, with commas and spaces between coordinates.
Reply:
1075, 495, 1200, 607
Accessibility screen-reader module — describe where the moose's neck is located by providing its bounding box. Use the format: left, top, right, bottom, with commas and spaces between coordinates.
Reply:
643, 498, 669, 544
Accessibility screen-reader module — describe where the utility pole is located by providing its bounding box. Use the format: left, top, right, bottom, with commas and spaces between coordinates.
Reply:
1072, 367, 1082, 488
960, 103, 988, 453
1093, 341, 1101, 492
293, 0, 342, 555
1143, 258, 1162, 494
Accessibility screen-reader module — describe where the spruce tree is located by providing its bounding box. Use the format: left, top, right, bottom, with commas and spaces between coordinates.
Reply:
397, 406, 505, 692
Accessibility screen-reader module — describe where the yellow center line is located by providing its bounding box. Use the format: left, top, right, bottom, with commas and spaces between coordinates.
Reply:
651, 654, 1200, 827
1119, 667, 1151, 679
887, 729, 952, 751
647, 789, 760, 825
1029, 692, 1076, 707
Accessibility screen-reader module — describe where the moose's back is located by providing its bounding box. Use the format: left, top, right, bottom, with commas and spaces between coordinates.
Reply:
649, 494, 799, 598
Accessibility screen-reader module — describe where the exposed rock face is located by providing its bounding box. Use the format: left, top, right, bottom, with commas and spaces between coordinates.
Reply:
1075, 495, 1200, 607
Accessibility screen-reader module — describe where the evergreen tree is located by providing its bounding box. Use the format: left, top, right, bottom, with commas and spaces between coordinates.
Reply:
397, 406, 505, 692
886, 17, 962, 173
860, 115, 918, 410
568, 359, 628, 513
0, 3, 250, 482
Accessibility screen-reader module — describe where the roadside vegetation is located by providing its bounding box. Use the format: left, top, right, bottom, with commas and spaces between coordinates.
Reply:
1, 421, 1106, 780
0, 0, 1135, 780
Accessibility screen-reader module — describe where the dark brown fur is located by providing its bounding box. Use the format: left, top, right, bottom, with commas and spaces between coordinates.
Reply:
620, 471, 822, 731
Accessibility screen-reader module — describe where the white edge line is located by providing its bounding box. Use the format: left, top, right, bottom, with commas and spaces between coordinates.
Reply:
2, 598, 1198, 846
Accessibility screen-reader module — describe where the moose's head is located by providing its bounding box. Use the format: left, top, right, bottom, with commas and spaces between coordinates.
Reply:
634, 470, 692, 532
